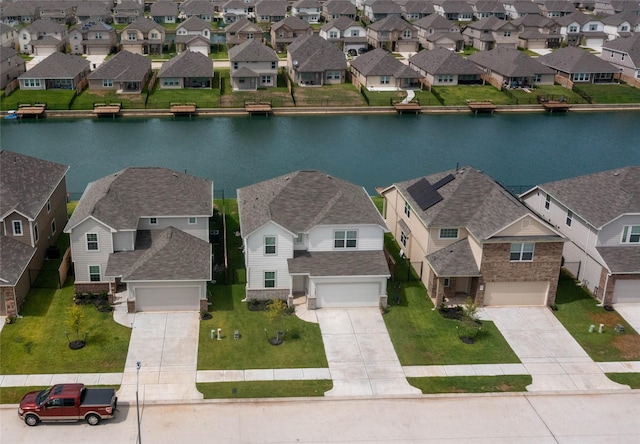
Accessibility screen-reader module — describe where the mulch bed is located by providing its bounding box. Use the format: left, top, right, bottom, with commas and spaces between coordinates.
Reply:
74, 294, 112, 312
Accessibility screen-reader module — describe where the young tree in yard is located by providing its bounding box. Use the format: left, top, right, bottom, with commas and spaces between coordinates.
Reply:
66, 305, 86, 349
458, 297, 482, 344
266, 299, 286, 345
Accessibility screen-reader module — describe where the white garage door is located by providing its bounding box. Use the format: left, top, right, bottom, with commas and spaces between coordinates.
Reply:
484, 281, 548, 306
613, 280, 640, 304
316, 283, 380, 308
135, 287, 200, 312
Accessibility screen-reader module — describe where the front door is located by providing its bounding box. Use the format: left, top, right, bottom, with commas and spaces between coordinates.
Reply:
455, 277, 469, 295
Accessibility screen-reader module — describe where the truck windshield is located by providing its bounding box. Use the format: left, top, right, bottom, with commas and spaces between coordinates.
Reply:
36, 387, 52, 405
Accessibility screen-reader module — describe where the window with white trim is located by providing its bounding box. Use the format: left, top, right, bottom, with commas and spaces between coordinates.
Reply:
188, 217, 197, 224
402, 29, 411, 38
103, 79, 113, 87
439, 228, 458, 239
400, 231, 408, 247
443, 277, 450, 287
12, 220, 23, 236
47, 199, 51, 213
295, 233, 304, 244
510, 243, 534, 261
544, 194, 551, 210
404, 200, 411, 218
51, 219, 56, 235
621, 225, 640, 244
380, 76, 390, 85
89, 265, 101, 282
264, 271, 276, 288
86, 233, 99, 251
34, 223, 39, 242
150, 217, 157, 225
334, 230, 357, 248
566, 210, 573, 227
264, 236, 276, 254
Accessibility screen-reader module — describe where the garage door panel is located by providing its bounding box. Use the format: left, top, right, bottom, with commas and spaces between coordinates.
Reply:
135, 286, 200, 312
316, 282, 380, 308
484, 281, 548, 306
613, 280, 640, 304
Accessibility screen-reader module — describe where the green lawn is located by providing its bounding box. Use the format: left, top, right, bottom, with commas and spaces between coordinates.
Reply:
196, 380, 332, 399
432, 85, 514, 106
0, 386, 119, 404
573, 83, 640, 104
606, 373, 640, 389
31, 234, 70, 289
0, 280, 131, 374
382, 235, 520, 365
219, 70, 295, 108
553, 272, 640, 362
198, 284, 328, 370
507, 85, 585, 105
408, 375, 531, 394
70, 90, 147, 110
362, 88, 440, 106
292, 83, 367, 107
146, 86, 221, 109
1, 89, 75, 111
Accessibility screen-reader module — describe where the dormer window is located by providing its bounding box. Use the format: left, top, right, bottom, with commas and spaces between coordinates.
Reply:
188, 217, 197, 224
150, 217, 158, 224
439, 228, 458, 239
621, 225, 640, 244
334, 230, 357, 248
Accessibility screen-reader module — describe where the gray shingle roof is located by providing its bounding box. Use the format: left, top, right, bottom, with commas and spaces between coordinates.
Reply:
225, 17, 262, 33
367, 0, 402, 14
288, 34, 347, 72
255, 0, 288, 16
0, 150, 68, 220
238, 170, 387, 237
538, 46, 618, 74
555, 11, 597, 27
228, 39, 278, 61
324, 0, 356, 15
231, 66, 258, 77
124, 17, 165, 33
537, 166, 640, 228
368, 14, 415, 32
25, 19, 66, 34
468, 46, 555, 77
272, 16, 313, 31
180, 0, 215, 15
66, 167, 212, 232
150, 0, 179, 16
389, 167, 541, 241
106, 227, 211, 281
88, 50, 150, 81
19, 52, 89, 79
466, 16, 512, 31
603, 35, 640, 63
413, 14, 459, 32
288, 250, 390, 277
0, 235, 36, 286
158, 50, 213, 78
409, 48, 482, 75
321, 16, 361, 32
509, 1, 542, 14
596, 246, 640, 274
350, 47, 420, 77
426, 238, 481, 277
178, 15, 211, 31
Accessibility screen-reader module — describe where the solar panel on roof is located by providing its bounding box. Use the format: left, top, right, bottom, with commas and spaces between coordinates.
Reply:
432, 173, 455, 190
407, 178, 443, 211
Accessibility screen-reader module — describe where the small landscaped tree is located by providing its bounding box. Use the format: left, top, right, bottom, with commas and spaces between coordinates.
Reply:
458, 297, 482, 344
266, 299, 286, 345
66, 305, 86, 350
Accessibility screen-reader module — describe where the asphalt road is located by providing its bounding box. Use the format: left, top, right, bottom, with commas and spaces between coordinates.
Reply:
3, 391, 639, 443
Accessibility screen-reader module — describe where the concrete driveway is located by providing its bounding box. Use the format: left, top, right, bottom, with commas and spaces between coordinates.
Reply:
614, 303, 640, 334
117, 312, 202, 403
481, 307, 629, 391
317, 308, 421, 397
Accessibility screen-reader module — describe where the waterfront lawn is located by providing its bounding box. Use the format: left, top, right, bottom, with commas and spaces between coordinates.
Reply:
408, 375, 531, 394
382, 235, 520, 365
431, 85, 514, 106
553, 271, 640, 362
606, 373, 640, 389
197, 380, 332, 399
0, 280, 131, 374
0, 89, 75, 111
70, 90, 147, 110
147, 87, 221, 109
292, 83, 367, 107
219, 71, 295, 108
573, 83, 640, 103
508, 85, 585, 105
362, 88, 440, 106
198, 283, 328, 370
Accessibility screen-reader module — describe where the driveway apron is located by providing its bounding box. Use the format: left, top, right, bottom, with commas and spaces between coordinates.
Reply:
317, 308, 421, 397
481, 307, 629, 391
117, 312, 202, 402
613, 304, 640, 334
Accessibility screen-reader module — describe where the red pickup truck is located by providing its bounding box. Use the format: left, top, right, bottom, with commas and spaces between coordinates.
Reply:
18, 383, 117, 426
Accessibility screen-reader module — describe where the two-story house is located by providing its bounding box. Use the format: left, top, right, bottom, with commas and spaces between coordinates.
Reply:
68, 21, 118, 56
556, 11, 607, 48
18, 19, 68, 55
502, 0, 542, 19
255, 0, 287, 24
237, 170, 390, 309
291, 0, 323, 24
602, 11, 640, 40
112, 0, 144, 24
0, 46, 26, 89
120, 17, 166, 55
175, 15, 211, 54
225, 17, 262, 46
179, 0, 215, 22
433, 0, 474, 22
222, 0, 251, 24
521, 167, 640, 305
270, 16, 313, 53
150, 0, 179, 24
366, 15, 419, 53
462, 16, 519, 51
287, 34, 347, 86
512, 14, 561, 50
380, 167, 566, 307
1, 150, 69, 317
228, 39, 279, 89
0, 22, 19, 48
323, 0, 357, 21
362, 0, 403, 23
319, 16, 367, 55
413, 14, 464, 51
64, 167, 213, 313
600, 35, 640, 80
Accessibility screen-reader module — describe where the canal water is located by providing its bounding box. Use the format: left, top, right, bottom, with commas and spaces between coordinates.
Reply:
1, 112, 638, 197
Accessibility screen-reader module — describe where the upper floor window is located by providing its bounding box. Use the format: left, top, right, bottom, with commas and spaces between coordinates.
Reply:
544, 194, 551, 210
51, 219, 56, 236
47, 199, 51, 213
402, 29, 411, 38
12, 220, 23, 236
334, 230, 357, 248
565, 210, 573, 227
295, 233, 304, 244
510, 242, 534, 261
568, 25, 578, 33
188, 217, 197, 224
400, 231, 408, 247
503, 30, 511, 36
404, 200, 411, 218
34, 223, 39, 243
329, 31, 338, 38
150, 217, 157, 224
86, 233, 99, 251
621, 225, 640, 244
233, 62, 238, 69
264, 235, 276, 254
127, 32, 136, 40
439, 228, 458, 239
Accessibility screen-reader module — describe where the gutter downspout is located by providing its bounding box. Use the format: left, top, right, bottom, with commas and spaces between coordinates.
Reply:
598, 272, 610, 307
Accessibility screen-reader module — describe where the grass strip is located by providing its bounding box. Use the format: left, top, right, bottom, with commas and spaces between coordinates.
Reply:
196, 380, 332, 399
606, 373, 640, 389
408, 375, 532, 394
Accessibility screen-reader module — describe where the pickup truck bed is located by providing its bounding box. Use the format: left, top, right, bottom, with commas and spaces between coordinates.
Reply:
81, 388, 117, 407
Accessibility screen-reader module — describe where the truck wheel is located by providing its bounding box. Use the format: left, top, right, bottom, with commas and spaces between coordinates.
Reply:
86, 414, 101, 426
25, 414, 39, 427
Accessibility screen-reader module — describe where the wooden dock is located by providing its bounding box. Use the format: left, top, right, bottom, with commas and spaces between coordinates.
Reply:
93, 103, 121, 116
393, 101, 421, 114
245, 102, 272, 115
16, 104, 46, 118
540, 101, 571, 113
467, 100, 496, 114
170, 103, 197, 116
